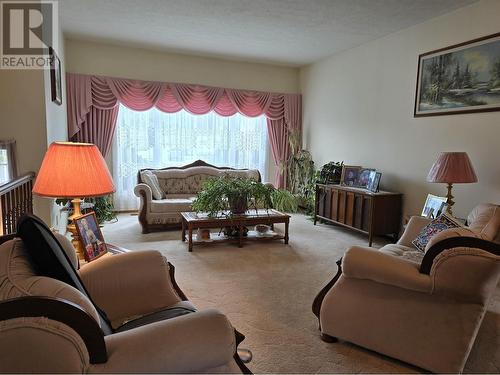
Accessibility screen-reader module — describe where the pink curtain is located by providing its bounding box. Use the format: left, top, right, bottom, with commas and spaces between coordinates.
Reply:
72, 106, 119, 157
66, 73, 301, 187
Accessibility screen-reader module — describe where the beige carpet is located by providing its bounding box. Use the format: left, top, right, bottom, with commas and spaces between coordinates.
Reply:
102, 213, 500, 373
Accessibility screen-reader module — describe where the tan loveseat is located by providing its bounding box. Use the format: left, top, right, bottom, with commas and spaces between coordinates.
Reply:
314, 203, 500, 374
134, 160, 261, 233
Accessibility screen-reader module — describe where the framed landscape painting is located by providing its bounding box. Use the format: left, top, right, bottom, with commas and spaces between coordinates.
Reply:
414, 32, 500, 117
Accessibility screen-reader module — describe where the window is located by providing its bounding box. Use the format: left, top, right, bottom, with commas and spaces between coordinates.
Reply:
0, 140, 16, 185
113, 105, 269, 210
0, 149, 8, 184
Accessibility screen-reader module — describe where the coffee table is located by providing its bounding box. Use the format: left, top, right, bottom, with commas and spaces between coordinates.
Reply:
181, 209, 290, 252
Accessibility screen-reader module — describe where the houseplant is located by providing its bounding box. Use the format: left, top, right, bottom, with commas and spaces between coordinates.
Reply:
192, 176, 298, 218
56, 195, 116, 224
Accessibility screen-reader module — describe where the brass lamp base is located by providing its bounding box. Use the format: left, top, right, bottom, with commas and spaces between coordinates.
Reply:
445, 183, 454, 216
66, 198, 86, 263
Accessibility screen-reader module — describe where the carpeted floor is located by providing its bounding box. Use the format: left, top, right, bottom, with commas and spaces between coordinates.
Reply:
102, 213, 500, 373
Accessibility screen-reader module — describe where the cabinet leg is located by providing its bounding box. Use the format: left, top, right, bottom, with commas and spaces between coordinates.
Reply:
284, 220, 289, 244
188, 226, 193, 252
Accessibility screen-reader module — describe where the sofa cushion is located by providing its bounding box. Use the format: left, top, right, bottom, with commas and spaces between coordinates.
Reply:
152, 166, 260, 194
150, 198, 195, 213
141, 170, 164, 200
412, 213, 462, 252
379, 244, 424, 265
161, 174, 214, 195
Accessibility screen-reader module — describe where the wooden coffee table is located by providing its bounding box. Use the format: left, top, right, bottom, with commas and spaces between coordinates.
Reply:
181, 209, 290, 252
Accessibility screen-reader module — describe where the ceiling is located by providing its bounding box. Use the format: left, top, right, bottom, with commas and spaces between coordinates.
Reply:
60, 0, 477, 66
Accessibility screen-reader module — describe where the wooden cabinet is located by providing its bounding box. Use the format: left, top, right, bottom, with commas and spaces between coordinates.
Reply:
314, 184, 402, 246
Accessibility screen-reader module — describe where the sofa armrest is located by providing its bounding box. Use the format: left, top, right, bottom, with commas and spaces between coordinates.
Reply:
79, 251, 182, 324
397, 216, 431, 247
342, 246, 432, 293
95, 309, 236, 374
134, 183, 153, 202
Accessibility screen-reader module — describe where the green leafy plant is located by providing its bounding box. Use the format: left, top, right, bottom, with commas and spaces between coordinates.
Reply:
87, 196, 117, 223
318, 161, 344, 184
55, 195, 116, 224
192, 176, 297, 217
271, 189, 298, 213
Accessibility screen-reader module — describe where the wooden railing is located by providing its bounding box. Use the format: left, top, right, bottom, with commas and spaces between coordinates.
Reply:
0, 172, 35, 236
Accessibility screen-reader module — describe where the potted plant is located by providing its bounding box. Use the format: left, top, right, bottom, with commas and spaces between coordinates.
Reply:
192, 176, 298, 218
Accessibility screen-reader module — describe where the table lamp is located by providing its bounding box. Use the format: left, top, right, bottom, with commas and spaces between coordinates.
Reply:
33, 142, 115, 262
427, 152, 477, 215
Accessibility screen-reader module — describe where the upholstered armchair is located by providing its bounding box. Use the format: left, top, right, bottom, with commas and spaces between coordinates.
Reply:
0, 215, 249, 373
313, 203, 500, 374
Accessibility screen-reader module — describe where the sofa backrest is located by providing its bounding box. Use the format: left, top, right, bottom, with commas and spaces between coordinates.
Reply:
139, 160, 261, 195
467, 203, 500, 243
0, 238, 101, 325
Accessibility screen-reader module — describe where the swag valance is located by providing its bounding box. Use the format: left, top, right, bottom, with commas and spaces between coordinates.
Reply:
66, 73, 302, 187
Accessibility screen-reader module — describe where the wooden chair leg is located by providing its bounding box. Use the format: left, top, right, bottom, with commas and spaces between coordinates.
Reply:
321, 333, 338, 343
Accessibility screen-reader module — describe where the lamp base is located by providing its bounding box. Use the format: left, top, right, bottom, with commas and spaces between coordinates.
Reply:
445, 183, 454, 216
67, 198, 86, 263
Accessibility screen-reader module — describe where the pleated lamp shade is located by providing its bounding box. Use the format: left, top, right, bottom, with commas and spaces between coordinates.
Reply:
427, 152, 478, 184
33, 142, 115, 198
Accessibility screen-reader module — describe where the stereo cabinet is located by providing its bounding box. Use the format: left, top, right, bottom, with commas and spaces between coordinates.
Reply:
314, 184, 402, 246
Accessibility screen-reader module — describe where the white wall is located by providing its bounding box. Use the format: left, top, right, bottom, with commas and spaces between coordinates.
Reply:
65, 39, 299, 93
65, 39, 300, 183
300, 0, 500, 219
0, 5, 68, 226
43, 25, 69, 231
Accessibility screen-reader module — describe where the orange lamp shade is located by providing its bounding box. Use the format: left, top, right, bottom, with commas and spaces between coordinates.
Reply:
33, 142, 115, 198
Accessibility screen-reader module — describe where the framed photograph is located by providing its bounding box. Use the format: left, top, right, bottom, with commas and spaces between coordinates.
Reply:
74, 212, 107, 262
340, 165, 361, 187
367, 171, 382, 193
49, 47, 62, 105
414, 32, 500, 117
356, 168, 375, 188
421, 194, 447, 219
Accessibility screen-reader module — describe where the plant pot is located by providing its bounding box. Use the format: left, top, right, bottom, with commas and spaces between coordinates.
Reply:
228, 195, 248, 214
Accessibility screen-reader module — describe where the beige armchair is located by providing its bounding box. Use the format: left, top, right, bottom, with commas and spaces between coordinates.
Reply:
313, 203, 500, 374
0, 214, 249, 373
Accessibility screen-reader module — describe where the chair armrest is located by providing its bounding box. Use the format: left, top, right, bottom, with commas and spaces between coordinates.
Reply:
79, 251, 182, 324
0, 296, 106, 364
95, 309, 236, 373
342, 246, 432, 293
134, 183, 152, 201
397, 216, 431, 247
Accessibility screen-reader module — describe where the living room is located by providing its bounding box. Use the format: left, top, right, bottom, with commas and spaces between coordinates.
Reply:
0, 0, 499, 373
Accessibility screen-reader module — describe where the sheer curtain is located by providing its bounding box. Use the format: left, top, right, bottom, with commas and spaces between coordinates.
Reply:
113, 104, 268, 210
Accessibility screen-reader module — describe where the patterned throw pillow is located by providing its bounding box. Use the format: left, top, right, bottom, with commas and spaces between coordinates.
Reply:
412, 213, 463, 252
141, 170, 165, 200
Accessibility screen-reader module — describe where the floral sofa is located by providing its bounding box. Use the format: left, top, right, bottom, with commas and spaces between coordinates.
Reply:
134, 160, 261, 233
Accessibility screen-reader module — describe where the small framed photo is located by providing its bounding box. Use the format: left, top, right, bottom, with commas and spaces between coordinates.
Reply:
421, 194, 447, 219
340, 165, 361, 187
367, 171, 382, 193
74, 212, 107, 262
356, 168, 375, 188
49, 47, 62, 105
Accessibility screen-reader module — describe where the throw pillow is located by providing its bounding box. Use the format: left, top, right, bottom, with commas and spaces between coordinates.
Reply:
412, 213, 463, 252
141, 170, 164, 200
